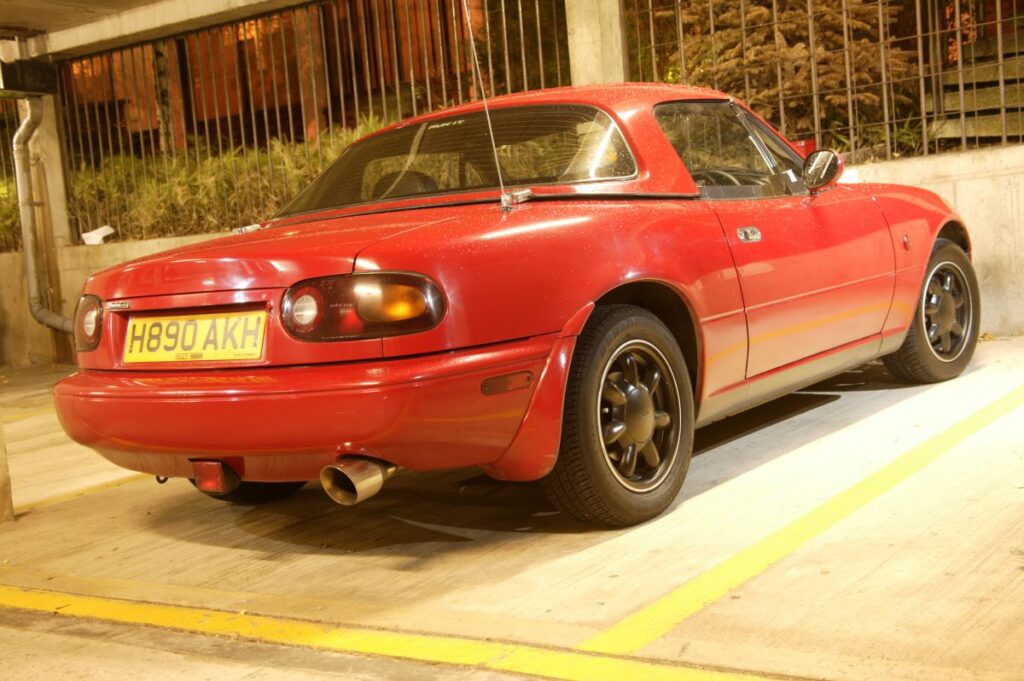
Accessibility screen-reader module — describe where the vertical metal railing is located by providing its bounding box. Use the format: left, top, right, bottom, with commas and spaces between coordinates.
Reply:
48, 0, 569, 247
0, 99, 22, 251
626, 0, 1024, 163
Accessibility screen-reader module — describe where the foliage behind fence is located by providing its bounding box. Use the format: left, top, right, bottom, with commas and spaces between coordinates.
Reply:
69, 117, 386, 241
0, 117, 386, 252
626, 0, 1024, 162
1, 99, 19, 252
0, 186, 18, 253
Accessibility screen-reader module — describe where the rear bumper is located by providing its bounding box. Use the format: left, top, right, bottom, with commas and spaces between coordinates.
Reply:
54, 334, 567, 482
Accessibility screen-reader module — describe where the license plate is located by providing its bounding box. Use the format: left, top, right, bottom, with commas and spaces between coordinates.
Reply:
123, 310, 267, 364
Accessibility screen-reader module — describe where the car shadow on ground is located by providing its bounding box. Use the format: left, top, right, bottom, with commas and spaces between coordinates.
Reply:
141, 361, 915, 554
689, 361, 909, 467
803, 359, 914, 393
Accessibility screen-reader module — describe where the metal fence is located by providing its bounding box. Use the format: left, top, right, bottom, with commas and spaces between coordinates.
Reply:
53, 0, 569, 244
625, 0, 1024, 162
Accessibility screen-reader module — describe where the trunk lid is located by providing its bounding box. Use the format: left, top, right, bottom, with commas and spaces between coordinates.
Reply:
85, 211, 455, 300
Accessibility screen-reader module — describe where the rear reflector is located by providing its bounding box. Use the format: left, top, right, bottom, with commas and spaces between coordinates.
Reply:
191, 460, 241, 495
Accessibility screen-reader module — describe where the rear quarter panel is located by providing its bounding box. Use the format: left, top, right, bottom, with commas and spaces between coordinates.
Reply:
352, 199, 748, 403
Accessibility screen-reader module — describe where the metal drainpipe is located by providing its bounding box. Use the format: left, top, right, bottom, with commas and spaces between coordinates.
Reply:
13, 97, 73, 334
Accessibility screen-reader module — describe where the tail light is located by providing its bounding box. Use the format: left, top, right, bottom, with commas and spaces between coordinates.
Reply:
282, 273, 445, 341
74, 295, 104, 351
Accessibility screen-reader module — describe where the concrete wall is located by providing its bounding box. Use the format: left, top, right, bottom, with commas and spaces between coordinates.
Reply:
0, 252, 60, 367
844, 144, 1024, 337
0, 233, 222, 366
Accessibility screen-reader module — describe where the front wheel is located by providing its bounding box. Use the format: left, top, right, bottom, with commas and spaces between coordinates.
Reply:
884, 239, 981, 383
542, 305, 694, 526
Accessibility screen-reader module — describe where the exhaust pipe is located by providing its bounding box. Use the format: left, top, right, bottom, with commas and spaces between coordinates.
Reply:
320, 457, 397, 506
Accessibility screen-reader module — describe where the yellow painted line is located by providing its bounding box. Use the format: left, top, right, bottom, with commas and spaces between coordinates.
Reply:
13, 474, 148, 515
0, 584, 773, 681
2, 407, 55, 424
581, 385, 1024, 655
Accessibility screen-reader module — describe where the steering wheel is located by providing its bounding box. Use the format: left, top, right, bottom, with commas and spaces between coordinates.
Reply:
690, 168, 743, 186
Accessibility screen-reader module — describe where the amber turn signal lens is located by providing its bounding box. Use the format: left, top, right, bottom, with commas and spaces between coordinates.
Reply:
355, 283, 428, 323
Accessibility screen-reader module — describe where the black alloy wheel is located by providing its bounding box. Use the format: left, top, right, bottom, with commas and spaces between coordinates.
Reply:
922, 261, 972, 362
542, 305, 694, 526
597, 340, 680, 492
884, 238, 980, 384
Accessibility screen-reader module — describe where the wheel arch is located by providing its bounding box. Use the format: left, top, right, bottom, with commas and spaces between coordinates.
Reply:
936, 220, 972, 257
592, 281, 701, 400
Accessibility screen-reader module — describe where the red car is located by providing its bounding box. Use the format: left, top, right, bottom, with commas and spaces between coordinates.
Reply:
55, 84, 980, 526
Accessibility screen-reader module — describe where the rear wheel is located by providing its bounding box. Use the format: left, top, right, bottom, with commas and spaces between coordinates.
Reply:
193, 480, 307, 505
884, 239, 980, 383
542, 305, 694, 526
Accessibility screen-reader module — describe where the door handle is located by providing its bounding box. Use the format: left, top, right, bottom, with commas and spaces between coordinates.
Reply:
737, 226, 762, 243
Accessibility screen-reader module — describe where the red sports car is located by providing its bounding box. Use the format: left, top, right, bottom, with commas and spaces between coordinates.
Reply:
55, 84, 980, 526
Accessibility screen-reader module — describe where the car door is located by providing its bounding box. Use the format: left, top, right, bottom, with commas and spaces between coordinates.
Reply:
654, 101, 895, 377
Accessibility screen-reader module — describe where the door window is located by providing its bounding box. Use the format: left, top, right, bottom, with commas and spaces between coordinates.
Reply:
654, 101, 794, 200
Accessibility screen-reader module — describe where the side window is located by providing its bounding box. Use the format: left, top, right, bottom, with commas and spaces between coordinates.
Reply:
654, 101, 791, 200
496, 116, 634, 183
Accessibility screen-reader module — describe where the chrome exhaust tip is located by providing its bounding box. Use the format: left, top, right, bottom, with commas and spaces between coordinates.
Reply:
320, 458, 397, 506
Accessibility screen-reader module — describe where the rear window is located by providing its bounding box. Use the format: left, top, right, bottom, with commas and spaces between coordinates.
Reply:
279, 104, 636, 216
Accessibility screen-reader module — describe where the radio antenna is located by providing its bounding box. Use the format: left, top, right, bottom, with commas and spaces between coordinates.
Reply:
459, 0, 512, 210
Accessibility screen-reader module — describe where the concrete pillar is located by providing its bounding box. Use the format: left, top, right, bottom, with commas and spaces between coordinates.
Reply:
0, 417, 12, 522
152, 42, 175, 153
564, 0, 629, 86
165, 41, 188, 151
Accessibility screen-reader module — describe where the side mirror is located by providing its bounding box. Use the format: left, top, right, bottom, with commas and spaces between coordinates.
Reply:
802, 150, 844, 193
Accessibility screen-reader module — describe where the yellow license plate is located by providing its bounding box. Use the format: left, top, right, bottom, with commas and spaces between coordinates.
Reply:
123, 310, 267, 364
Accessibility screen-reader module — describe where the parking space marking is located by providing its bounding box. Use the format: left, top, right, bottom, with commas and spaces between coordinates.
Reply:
13, 474, 148, 516
0, 584, 782, 681
580, 384, 1024, 656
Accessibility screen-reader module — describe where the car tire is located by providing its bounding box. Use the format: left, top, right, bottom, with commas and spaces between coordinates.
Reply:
884, 239, 981, 384
193, 480, 307, 505
541, 305, 694, 526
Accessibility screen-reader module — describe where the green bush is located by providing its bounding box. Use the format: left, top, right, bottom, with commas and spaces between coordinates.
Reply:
0, 178, 18, 252
0, 117, 387, 252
